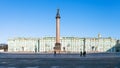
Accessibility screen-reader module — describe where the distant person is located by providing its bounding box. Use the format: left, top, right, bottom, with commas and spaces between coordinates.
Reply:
80, 51, 82, 56
83, 51, 86, 57
83, 52, 84, 57
85, 51, 86, 56
54, 51, 56, 56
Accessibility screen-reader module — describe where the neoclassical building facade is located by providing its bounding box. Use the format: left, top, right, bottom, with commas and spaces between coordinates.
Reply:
8, 36, 117, 53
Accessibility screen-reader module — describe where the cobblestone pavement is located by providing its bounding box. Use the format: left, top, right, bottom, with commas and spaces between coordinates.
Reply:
0, 57, 120, 68
0, 53, 120, 68
1, 52, 120, 58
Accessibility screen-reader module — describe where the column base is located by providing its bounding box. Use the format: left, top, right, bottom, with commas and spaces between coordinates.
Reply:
54, 43, 61, 53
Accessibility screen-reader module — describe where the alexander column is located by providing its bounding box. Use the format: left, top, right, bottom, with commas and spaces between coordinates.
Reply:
54, 9, 61, 53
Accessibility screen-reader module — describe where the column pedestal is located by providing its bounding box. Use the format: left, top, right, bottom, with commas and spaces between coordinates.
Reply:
54, 43, 61, 53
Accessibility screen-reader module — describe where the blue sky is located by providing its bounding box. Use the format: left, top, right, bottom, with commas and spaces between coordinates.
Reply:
0, 0, 120, 43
